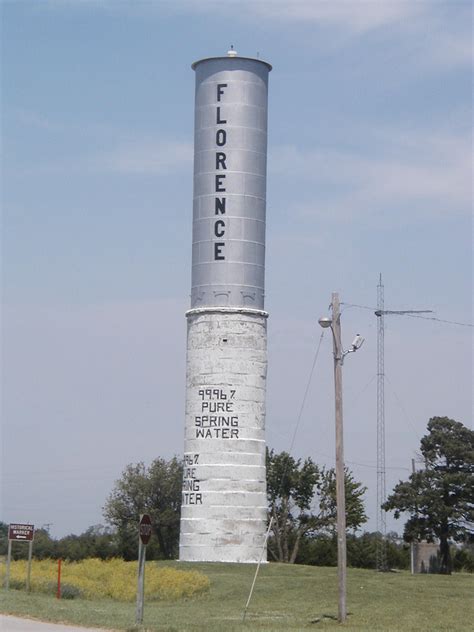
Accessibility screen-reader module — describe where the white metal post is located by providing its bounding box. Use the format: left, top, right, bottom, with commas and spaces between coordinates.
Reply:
135, 540, 146, 625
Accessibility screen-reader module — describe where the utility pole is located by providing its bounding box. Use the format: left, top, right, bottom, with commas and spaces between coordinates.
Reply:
319, 293, 364, 622
332, 293, 347, 623
374, 275, 432, 572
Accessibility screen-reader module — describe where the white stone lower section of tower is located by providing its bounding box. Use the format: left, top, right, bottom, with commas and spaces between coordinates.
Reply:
179, 308, 267, 563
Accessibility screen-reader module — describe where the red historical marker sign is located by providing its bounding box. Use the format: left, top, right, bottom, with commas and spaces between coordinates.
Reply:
9, 523, 35, 542
139, 514, 152, 545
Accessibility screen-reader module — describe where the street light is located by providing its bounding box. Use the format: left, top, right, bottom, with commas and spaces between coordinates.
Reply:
318, 316, 332, 329
319, 292, 364, 623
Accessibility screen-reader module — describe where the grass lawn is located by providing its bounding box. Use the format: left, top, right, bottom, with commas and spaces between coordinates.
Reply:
1, 562, 472, 631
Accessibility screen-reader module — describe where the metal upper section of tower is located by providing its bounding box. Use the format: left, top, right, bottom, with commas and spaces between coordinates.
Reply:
190, 54, 271, 310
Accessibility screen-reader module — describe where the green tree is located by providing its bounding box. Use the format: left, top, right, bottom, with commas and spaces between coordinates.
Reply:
57, 525, 117, 561
266, 449, 367, 563
452, 543, 474, 572
296, 531, 408, 569
103, 457, 183, 560
30, 528, 57, 559
383, 417, 474, 574
313, 467, 368, 536
0, 522, 9, 556
266, 449, 319, 563
346, 531, 409, 570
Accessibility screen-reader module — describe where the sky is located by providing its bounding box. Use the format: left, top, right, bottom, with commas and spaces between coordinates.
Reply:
1, 0, 472, 540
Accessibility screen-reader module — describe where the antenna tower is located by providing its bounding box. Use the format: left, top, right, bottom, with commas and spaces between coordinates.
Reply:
376, 274, 387, 571
374, 279, 432, 571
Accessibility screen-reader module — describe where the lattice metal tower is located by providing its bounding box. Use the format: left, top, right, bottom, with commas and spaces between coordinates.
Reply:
374, 278, 432, 571
376, 274, 387, 571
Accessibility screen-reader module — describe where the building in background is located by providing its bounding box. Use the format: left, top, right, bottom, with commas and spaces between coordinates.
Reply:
414, 542, 441, 573
179, 51, 272, 563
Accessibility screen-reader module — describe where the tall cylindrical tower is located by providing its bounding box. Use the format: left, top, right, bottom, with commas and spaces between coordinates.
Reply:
179, 51, 271, 563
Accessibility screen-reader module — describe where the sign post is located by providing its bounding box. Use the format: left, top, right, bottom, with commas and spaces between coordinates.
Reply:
57, 558, 62, 599
27, 541, 33, 592
5, 524, 35, 591
5, 540, 12, 590
135, 514, 152, 625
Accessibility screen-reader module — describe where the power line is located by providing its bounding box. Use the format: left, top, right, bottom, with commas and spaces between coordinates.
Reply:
268, 330, 326, 536
273, 330, 327, 510
385, 373, 421, 442
341, 302, 473, 328
403, 314, 473, 327
300, 448, 410, 472
347, 374, 377, 409
288, 330, 325, 453
346, 460, 410, 472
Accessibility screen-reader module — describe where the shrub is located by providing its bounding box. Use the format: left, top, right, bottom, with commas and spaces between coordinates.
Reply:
453, 547, 474, 573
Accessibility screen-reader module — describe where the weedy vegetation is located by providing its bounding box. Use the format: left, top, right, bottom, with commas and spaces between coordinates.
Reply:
0, 558, 209, 601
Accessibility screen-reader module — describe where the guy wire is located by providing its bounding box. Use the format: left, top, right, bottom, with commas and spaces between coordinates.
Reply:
242, 329, 325, 621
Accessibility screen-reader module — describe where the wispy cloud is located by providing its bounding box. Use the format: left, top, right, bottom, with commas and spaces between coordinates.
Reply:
96, 139, 193, 175
42, 0, 471, 71
243, 1, 472, 71
7, 137, 193, 177
14, 107, 63, 132
269, 128, 471, 221
161, 0, 423, 33
415, 28, 472, 71
240, 0, 424, 33
42, 0, 432, 34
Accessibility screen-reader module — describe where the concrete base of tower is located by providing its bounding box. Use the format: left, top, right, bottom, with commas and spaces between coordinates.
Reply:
179, 308, 268, 563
